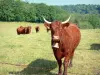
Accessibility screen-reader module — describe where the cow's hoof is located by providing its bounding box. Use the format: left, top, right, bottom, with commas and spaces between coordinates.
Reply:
58, 73, 62, 75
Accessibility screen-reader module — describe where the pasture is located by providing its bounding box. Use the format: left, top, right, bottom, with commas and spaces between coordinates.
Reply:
0, 22, 100, 75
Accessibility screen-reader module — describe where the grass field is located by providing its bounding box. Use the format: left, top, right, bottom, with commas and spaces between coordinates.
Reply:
0, 22, 100, 75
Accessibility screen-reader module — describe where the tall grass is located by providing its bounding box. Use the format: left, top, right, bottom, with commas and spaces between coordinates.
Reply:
0, 22, 100, 75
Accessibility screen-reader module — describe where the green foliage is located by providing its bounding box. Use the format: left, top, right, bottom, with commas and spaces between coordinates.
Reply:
88, 14, 100, 29
70, 14, 100, 29
13, 0, 25, 21
0, 0, 68, 22
0, 0, 100, 29
0, 0, 15, 21
35, 3, 49, 22
60, 4, 100, 14
22, 3, 36, 22
48, 6, 57, 21
54, 6, 69, 21
79, 21, 93, 29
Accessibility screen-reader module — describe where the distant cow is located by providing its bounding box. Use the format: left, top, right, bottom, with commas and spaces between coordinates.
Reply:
43, 16, 81, 75
35, 26, 40, 33
17, 26, 31, 35
24, 26, 32, 34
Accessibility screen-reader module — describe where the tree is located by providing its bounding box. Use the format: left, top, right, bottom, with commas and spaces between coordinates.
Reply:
22, 3, 36, 22
13, 0, 25, 21
0, 0, 15, 21
88, 14, 100, 29
35, 3, 49, 22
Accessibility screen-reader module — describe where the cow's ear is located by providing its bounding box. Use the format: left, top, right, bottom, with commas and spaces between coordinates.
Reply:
44, 22, 51, 29
62, 22, 70, 28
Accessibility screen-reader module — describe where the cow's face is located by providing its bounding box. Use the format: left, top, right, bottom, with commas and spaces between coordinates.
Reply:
43, 16, 71, 48
51, 21, 62, 48
50, 21, 61, 41
44, 21, 62, 48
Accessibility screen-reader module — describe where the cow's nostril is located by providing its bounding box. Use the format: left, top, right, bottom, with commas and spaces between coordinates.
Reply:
53, 36, 59, 39
52, 36, 60, 42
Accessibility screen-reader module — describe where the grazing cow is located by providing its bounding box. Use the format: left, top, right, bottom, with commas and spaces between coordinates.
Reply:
35, 26, 40, 33
43, 16, 81, 75
17, 26, 31, 35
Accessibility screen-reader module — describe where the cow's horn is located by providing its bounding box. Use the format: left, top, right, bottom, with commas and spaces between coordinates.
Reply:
61, 15, 71, 24
43, 17, 51, 24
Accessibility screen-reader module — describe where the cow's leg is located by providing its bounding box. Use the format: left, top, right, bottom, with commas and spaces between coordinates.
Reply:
57, 59, 62, 75
53, 52, 62, 75
63, 57, 70, 75
68, 50, 75, 67
68, 56, 73, 67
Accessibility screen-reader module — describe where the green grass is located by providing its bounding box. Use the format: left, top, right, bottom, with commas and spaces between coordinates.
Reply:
0, 22, 100, 75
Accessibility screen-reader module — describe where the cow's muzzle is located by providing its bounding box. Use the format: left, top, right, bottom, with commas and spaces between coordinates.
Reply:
52, 36, 60, 48
52, 42, 59, 48
52, 36, 60, 42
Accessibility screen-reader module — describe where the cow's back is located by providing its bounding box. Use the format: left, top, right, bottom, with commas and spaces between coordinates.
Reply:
17, 27, 24, 34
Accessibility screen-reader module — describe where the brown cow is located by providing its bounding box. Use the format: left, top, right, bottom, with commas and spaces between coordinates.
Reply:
43, 16, 81, 75
25, 26, 32, 34
17, 26, 31, 35
35, 26, 40, 33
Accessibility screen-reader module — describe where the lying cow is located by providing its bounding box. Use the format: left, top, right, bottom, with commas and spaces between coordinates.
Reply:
17, 26, 31, 35
43, 16, 81, 75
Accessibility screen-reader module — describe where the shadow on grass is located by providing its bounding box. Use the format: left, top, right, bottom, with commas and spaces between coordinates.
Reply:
9, 59, 57, 75
90, 44, 100, 50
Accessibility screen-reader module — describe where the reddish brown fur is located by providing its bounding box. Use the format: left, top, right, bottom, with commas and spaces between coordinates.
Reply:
17, 26, 31, 35
44, 21, 81, 75
35, 26, 40, 33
